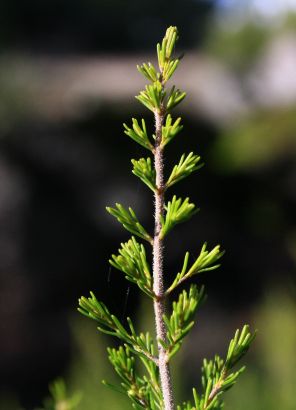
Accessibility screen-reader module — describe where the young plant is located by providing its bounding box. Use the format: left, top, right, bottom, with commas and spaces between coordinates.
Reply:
78, 26, 255, 410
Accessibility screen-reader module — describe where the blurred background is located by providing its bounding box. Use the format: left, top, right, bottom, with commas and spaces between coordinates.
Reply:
0, 0, 296, 409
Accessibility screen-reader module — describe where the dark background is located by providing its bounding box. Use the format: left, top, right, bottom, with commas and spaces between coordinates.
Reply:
0, 0, 213, 52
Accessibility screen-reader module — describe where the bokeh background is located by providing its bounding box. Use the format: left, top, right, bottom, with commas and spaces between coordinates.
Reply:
1, 0, 296, 409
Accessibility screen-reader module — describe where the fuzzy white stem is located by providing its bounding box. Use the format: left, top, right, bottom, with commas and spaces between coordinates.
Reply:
153, 109, 174, 410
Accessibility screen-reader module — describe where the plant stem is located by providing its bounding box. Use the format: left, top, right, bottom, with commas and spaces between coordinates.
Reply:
153, 108, 174, 410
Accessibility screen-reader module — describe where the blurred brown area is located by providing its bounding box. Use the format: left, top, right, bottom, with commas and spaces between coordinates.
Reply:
0, 1, 296, 409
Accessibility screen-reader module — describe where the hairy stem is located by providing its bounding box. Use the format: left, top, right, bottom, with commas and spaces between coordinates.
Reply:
153, 108, 174, 410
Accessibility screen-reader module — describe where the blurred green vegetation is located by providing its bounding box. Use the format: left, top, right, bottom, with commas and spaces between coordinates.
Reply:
67, 318, 130, 410
211, 106, 296, 172
205, 21, 270, 71
0, 392, 21, 410
226, 288, 296, 410
204, 12, 296, 72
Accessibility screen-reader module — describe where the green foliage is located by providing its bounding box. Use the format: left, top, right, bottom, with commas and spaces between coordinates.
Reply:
162, 285, 205, 361
131, 157, 156, 192
124, 118, 153, 151
167, 243, 224, 294
137, 62, 159, 83
177, 326, 255, 410
197, 326, 255, 410
105, 343, 163, 410
106, 203, 152, 244
166, 86, 186, 111
204, 21, 270, 72
160, 196, 197, 238
212, 106, 296, 172
78, 26, 255, 410
109, 236, 153, 298
66, 318, 131, 410
78, 293, 159, 362
166, 153, 203, 189
161, 115, 183, 147
157, 26, 179, 75
42, 379, 81, 410
136, 81, 165, 112
225, 326, 256, 370
226, 289, 296, 410
78, 292, 127, 337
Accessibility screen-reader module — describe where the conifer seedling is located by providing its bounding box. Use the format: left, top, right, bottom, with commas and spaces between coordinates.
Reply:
78, 26, 255, 410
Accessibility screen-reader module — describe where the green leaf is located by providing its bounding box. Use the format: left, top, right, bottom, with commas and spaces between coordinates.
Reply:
106, 203, 152, 244
195, 325, 256, 409
157, 26, 179, 74
107, 345, 149, 408
131, 157, 156, 192
137, 62, 160, 82
186, 243, 224, 276
163, 284, 205, 361
135, 81, 165, 112
192, 387, 200, 408
161, 114, 183, 147
78, 292, 127, 339
106, 342, 162, 410
126, 326, 158, 364
107, 345, 136, 386
123, 118, 153, 151
160, 195, 197, 238
166, 152, 203, 189
201, 356, 224, 391
225, 325, 256, 370
176, 401, 193, 410
162, 58, 180, 82
78, 293, 158, 362
167, 243, 224, 294
109, 237, 154, 298
167, 86, 186, 110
